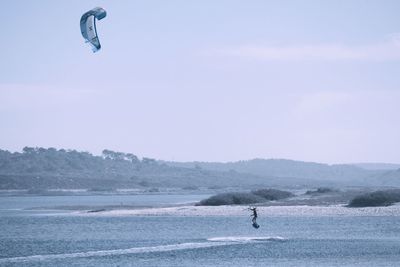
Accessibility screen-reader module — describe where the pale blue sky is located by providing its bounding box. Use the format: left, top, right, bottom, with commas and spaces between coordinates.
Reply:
1, 0, 399, 163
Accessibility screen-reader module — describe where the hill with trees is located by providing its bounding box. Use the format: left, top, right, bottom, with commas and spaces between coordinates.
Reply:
0, 147, 399, 190
0, 147, 309, 190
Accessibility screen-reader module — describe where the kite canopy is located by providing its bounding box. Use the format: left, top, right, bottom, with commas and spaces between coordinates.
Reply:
80, 7, 107, 52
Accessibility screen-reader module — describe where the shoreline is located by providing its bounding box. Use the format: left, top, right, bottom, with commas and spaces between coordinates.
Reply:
76, 203, 400, 217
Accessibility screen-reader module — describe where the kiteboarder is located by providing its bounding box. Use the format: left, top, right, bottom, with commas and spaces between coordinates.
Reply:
249, 207, 260, 229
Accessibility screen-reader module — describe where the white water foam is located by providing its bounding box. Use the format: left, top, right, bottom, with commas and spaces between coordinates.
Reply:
208, 236, 286, 242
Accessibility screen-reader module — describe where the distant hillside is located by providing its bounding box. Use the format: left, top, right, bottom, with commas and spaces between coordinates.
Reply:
163, 159, 374, 181
374, 169, 400, 186
0, 147, 319, 190
1, 148, 398, 190
352, 163, 400, 171
163, 159, 400, 186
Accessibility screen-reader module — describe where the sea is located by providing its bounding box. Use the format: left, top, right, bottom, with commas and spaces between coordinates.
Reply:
1, 194, 400, 266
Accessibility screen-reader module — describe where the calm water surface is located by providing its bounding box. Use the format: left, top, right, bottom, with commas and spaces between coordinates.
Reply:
1, 195, 399, 266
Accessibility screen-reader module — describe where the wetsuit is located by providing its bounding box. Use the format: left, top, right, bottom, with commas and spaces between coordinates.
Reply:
250, 208, 258, 223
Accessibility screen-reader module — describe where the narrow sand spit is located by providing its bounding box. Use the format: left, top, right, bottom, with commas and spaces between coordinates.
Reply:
77, 204, 400, 217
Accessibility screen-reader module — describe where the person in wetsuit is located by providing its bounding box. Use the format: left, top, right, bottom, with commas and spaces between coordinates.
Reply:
250, 207, 258, 223
249, 207, 259, 228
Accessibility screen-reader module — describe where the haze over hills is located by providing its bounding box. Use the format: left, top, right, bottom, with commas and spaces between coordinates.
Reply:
163, 159, 379, 182
352, 163, 400, 171
0, 147, 399, 190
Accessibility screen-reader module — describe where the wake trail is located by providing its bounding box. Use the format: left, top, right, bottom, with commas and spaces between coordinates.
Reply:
0, 236, 285, 264
208, 236, 286, 242
0, 241, 234, 263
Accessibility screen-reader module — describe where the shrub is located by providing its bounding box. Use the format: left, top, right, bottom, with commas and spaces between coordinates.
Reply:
198, 192, 266, 206
27, 188, 48, 195
88, 187, 115, 192
251, 189, 294, 200
198, 188, 294, 206
147, 187, 160, 193
182, 186, 199, 190
348, 189, 400, 207
305, 187, 337, 195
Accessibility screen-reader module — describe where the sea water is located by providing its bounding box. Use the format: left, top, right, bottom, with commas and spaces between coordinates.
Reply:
1, 195, 400, 266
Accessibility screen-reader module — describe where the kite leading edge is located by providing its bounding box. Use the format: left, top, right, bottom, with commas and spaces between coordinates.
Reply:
80, 7, 107, 52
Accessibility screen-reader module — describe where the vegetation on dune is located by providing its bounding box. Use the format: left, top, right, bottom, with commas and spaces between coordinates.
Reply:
88, 187, 116, 192
182, 186, 199, 190
251, 188, 294, 200
305, 187, 338, 195
348, 189, 400, 207
198, 192, 266, 206
198, 188, 294, 206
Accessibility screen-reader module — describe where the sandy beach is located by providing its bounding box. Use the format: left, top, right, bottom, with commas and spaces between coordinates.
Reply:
78, 203, 400, 217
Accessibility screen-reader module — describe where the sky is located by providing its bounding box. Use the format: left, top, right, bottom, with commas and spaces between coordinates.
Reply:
0, 0, 399, 164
